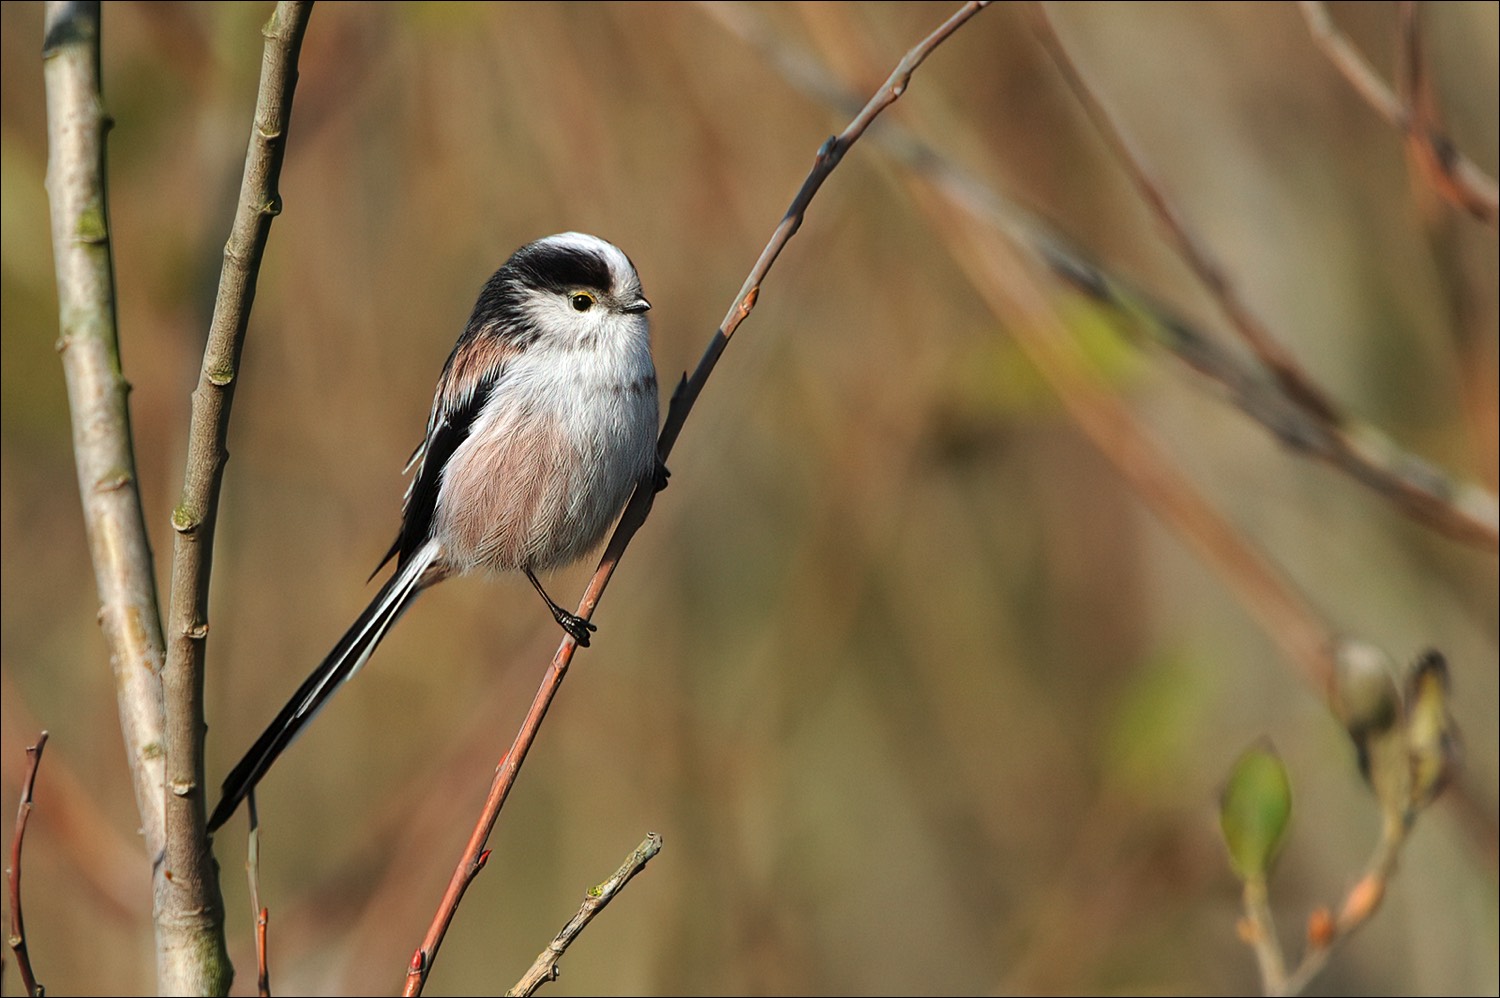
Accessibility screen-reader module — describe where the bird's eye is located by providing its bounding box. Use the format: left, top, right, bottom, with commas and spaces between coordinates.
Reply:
570, 292, 595, 312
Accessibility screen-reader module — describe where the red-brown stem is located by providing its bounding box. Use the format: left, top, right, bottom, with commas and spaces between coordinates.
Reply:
8, 731, 49, 998
401, 3, 995, 992
255, 907, 270, 998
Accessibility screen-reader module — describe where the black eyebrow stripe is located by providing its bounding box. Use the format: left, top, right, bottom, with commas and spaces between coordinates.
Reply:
509, 243, 614, 295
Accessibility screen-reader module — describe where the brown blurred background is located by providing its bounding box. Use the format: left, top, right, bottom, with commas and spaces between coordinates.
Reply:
2, 2, 1496, 994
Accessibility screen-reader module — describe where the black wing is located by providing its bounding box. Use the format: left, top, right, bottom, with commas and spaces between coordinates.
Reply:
372, 326, 515, 576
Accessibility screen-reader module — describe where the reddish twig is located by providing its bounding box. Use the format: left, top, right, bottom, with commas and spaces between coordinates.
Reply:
0, 676, 144, 917
7, 731, 49, 998
400, 4, 995, 993
255, 907, 271, 998
246, 795, 271, 997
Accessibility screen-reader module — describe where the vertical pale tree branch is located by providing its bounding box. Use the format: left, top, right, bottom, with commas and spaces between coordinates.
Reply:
46, 1, 313, 993
157, 2, 312, 994
42, 0, 168, 893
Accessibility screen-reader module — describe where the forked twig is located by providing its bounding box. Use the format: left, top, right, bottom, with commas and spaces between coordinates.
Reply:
400, 4, 995, 993
1300, 0, 1498, 227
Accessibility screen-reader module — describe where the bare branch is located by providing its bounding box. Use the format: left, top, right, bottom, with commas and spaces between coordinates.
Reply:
1028, 2, 1344, 423
1298, 0, 1406, 124
7, 731, 49, 998
1300, 1, 1498, 227
507, 833, 664, 997
42, 0, 168, 883
0, 681, 144, 917
907, 174, 1340, 695
155, 3, 311, 993
1028, 2, 1497, 549
400, 5, 995, 993
708, 1, 1498, 552
1043, 252, 1500, 552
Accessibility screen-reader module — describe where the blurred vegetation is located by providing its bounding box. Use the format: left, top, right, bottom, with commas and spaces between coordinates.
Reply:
2, 2, 1496, 994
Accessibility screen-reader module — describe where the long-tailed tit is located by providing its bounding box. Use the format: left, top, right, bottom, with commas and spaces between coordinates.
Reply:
208, 232, 660, 832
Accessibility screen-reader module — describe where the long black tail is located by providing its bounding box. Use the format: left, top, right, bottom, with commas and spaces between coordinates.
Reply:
207, 544, 438, 832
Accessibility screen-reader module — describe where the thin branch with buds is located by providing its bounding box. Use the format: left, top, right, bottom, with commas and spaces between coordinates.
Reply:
157, 2, 311, 992
1234, 649, 1458, 996
164, 0, 310, 878
1246, 813, 1407, 997
506, 833, 663, 997
399, 4, 995, 993
7, 731, 49, 998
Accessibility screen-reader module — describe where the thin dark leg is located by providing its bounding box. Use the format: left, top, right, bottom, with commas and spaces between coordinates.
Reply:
526, 569, 596, 647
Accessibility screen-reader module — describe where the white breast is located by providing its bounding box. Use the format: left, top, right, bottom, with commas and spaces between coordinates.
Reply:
433, 314, 658, 574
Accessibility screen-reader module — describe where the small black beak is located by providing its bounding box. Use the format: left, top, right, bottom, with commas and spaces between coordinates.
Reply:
623, 297, 651, 314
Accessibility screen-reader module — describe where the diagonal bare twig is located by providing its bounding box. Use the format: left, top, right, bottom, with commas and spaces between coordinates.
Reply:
1025, 2, 1497, 551
707, 1, 1497, 564
1300, 0, 1498, 228
7, 731, 49, 998
903, 151, 1341, 697
1027, 2, 1344, 424
507, 833, 664, 997
400, 4, 995, 993
778, 15, 1482, 993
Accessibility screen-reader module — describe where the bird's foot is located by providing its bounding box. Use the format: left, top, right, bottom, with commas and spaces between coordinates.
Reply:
555, 609, 597, 648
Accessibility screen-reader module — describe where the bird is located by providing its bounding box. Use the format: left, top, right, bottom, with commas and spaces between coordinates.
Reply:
207, 232, 660, 833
